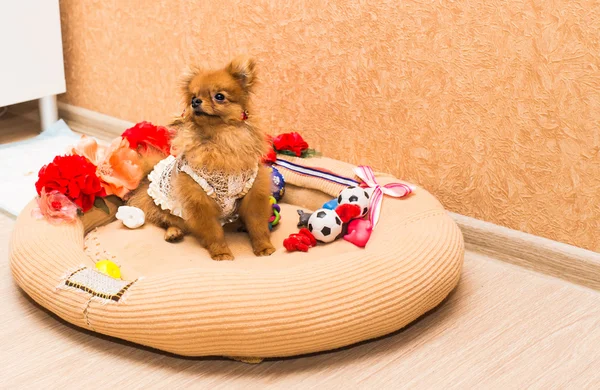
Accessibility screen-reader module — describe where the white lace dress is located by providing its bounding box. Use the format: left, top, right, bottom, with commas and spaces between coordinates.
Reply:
147, 155, 258, 225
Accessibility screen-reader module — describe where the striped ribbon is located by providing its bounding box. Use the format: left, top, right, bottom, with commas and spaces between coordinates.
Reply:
354, 166, 414, 229
274, 158, 359, 187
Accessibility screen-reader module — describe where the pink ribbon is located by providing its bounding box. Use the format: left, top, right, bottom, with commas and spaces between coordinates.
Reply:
354, 166, 414, 229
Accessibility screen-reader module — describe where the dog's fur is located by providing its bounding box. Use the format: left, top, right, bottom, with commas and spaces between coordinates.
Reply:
128, 56, 275, 260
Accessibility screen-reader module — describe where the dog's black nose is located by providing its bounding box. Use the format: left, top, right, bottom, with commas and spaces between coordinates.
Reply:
191, 97, 202, 108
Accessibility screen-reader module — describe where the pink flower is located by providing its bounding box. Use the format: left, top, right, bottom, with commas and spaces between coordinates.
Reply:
32, 188, 79, 224
70, 135, 144, 199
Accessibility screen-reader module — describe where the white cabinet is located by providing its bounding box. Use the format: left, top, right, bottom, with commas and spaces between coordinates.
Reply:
0, 0, 66, 129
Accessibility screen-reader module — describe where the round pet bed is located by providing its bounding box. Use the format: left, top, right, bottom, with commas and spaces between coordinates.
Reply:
10, 156, 464, 360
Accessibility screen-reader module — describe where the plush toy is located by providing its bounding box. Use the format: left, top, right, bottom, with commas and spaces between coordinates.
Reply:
270, 166, 286, 201
343, 219, 373, 248
296, 210, 312, 228
283, 228, 317, 252
307, 208, 343, 243
116, 206, 145, 229
337, 186, 371, 217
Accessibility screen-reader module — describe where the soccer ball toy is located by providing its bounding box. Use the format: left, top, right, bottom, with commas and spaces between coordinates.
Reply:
307, 208, 343, 243
337, 186, 371, 217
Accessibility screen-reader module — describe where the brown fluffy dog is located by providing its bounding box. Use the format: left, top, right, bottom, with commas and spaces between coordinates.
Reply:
128, 57, 275, 260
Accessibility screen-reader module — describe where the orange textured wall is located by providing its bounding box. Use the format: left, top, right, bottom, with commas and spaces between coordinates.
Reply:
59, 1, 600, 252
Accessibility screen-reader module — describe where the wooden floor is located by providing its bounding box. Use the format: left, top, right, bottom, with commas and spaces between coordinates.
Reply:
1, 103, 600, 389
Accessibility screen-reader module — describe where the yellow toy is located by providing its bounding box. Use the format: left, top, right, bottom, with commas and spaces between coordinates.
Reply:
95, 260, 121, 279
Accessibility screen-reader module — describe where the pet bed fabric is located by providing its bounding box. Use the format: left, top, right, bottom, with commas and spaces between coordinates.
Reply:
9, 156, 464, 359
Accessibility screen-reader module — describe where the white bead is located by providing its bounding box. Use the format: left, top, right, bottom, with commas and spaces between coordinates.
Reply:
115, 206, 145, 229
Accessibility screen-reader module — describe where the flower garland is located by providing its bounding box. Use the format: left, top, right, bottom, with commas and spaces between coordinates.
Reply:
33, 124, 315, 224
33, 122, 172, 223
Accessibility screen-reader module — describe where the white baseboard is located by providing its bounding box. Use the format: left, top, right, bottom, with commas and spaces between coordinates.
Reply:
58, 102, 132, 140
58, 102, 600, 291
451, 213, 600, 290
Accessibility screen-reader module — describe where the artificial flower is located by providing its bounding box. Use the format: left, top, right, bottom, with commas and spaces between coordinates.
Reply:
35, 155, 105, 212
70, 135, 144, 199
31, 188, 79, 224
122, 121, 171, 155
272, 132, 309, 157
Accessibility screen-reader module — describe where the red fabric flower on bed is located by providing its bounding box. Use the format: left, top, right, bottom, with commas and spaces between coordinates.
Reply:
122, 121, 172, 155
35, 155, 106, 212
272, 132, 309, 157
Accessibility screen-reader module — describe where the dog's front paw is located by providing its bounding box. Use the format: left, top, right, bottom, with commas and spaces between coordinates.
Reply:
211, 252, 235, 261
253, 244, 276, 257
164, 226, 184, 242
208, 243, 235, 261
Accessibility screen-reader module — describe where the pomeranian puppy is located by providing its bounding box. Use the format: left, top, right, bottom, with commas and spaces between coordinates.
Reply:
128, 56, 275, 260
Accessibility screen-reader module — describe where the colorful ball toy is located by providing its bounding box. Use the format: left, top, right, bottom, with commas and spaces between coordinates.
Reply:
270, 166, 285, 201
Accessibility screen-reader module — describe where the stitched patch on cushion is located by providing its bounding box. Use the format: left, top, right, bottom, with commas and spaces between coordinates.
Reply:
65, 267, 136, 302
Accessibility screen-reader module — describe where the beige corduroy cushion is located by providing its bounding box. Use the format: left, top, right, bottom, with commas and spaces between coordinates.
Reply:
9, 156, 464, 359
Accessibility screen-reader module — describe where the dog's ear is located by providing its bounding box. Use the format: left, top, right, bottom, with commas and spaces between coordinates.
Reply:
227, 56, 256, 91
179, 65, 203, 98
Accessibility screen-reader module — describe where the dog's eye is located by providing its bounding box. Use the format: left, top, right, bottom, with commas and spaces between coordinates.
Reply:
214, 93, 225, 101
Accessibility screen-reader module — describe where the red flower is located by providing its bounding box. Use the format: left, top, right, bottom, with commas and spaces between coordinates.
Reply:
35, 155, 105, 212
262, 146, 277, 164
122, 121, 172, 155
272, 132, 309, 157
